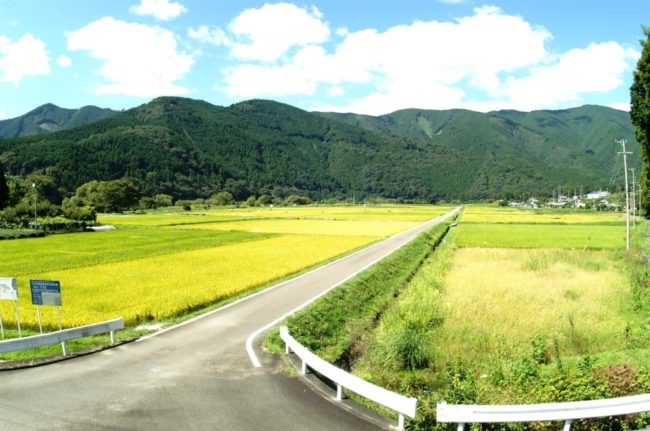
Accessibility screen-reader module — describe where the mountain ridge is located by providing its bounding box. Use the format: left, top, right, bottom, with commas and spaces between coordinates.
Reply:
0, 97, 640, 201
0, 103, 118, 138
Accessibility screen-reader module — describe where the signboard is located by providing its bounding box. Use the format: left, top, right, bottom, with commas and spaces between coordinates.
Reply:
30, 280, 62, 306
0, 277, 18, 301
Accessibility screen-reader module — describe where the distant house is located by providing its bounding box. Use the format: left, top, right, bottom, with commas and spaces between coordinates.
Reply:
586, 190, 610, 200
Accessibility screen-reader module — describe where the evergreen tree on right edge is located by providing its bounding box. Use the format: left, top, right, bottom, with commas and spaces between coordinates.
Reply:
631, 26, 650, 217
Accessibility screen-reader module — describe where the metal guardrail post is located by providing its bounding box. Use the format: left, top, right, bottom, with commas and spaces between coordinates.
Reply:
564, 420, 572, 431
280, 326, 417, 430
0, 318, 124, 354
398, 413, 405, 430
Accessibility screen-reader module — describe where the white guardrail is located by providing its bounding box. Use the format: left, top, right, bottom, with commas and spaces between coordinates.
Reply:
0, 317, 124, 357
437, 394, 650, 431
280, 326, 417, 430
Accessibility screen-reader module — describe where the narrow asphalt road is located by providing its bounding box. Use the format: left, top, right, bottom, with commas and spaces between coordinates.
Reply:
0, 208, 458, 431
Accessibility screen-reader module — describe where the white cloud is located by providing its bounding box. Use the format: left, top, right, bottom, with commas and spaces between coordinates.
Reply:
0, 111, 6, 120
221, 63, 317, 98
498, 42, 639, 111
130, 0, 187, 21
67, 17, 193, 97
0, 34, 50, 84
56, 54, 72, 68
214, 5, 637, 114
188, 25, 229, 46
227, 2, 330, 62
608, 102, 631, 111
327, 86, 344, 97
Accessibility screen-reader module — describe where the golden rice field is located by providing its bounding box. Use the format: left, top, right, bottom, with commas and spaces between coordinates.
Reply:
462, 205, 627, 224
175, 218, 418, 236
6, 234, 373, 328
99, 205, 454, 227
0, 205, 446, 331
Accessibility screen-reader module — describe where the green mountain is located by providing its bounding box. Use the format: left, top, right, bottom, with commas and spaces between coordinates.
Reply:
0, 103, 118, 138
318, 106, 640, 197
0, 97, 477, 201
0, 97, 639, 202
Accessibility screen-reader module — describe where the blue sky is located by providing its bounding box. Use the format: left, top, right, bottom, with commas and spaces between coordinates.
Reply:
0, 0, 647, 118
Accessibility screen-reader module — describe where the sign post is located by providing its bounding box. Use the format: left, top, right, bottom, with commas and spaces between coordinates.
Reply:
30, 280, 62, 343
0, 277, 19, 338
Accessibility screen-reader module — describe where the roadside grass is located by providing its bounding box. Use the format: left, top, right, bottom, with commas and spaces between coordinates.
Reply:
0, 228, 44, 240
456, 222, 625, 249
0, 326, 147, 363
3, 233, 375, 329
0, 228, 269, 276
354, 228, 457, 375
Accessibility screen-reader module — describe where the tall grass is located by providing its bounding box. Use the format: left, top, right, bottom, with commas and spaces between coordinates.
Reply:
435, 248, 631, 369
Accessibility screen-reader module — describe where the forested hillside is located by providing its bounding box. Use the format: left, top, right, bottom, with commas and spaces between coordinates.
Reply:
0, 98, 476, 201
318, 105, 640, 198
0, 97, 639, 202
0, 103, 117, 138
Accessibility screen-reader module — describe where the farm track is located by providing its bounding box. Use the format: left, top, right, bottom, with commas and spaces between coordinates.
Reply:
0, 208, 458, 431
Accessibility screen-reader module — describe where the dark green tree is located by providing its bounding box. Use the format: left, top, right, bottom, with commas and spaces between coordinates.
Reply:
73, 178, 140, 212
0, 161, 9, 210
208, 191, 235, 206
631, 26, 650, 216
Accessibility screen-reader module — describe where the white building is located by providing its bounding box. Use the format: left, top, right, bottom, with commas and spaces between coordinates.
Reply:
586, 190, 610, 200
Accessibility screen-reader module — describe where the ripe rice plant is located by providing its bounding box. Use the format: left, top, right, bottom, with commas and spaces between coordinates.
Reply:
175, 218, 419, 237
462, 205, 626, 224
1, 234, 375, 329
456, 222, 625, 249
0, 228, 267, 276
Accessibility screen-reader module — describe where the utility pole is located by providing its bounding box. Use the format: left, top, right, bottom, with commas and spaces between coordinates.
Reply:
32, 182, 37, 220
630, 168, 636, 227
617, 139, 631, 250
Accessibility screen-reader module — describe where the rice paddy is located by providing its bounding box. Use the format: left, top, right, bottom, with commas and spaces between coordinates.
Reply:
0, 205, 445, 332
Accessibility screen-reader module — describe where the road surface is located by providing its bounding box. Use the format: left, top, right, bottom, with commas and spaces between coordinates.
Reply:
0, 208, 457, 431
